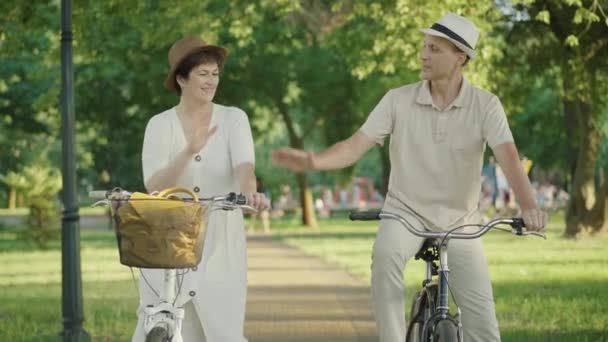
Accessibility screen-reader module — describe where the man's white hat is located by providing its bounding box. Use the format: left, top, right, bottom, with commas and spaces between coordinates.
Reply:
419, 12, 479, 59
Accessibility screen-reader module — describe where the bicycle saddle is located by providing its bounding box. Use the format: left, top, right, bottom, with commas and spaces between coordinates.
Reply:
415, 238, 440, 262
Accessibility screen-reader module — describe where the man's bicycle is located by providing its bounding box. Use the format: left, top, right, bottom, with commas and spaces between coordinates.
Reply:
90, 187, 255, 342
349, 210, 546, 342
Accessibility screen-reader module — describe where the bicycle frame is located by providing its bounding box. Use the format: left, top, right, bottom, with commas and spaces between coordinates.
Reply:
417, 240, 464, 341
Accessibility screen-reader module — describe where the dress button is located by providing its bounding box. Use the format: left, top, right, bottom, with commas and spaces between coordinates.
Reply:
189, 291, 196, 297
194, 155, 201, 162
193, 186, 200, 193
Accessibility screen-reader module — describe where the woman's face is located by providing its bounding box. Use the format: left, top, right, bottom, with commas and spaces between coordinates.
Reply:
178, 62, 220, 102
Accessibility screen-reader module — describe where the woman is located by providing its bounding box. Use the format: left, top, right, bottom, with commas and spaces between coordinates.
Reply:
133, 36, 268, 342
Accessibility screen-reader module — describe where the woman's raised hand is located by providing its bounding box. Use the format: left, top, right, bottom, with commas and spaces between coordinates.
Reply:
187, 125, 218, 154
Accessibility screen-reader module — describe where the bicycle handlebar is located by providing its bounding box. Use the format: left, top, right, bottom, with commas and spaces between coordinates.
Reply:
89, 190, 110, 200
349, 211, 381, 221
89, 188, 252, 211
349, 210, 546, 239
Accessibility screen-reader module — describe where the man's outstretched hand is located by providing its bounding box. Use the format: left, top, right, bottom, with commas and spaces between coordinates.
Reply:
271, 148, 315, 173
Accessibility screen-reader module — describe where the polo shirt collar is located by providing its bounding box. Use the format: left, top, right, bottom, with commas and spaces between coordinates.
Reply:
416, 78, 470, 109
452, 78, 469, 108
415, 80, 434, 106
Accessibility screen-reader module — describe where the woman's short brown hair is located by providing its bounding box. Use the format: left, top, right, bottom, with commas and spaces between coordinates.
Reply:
173, 48, 226, 95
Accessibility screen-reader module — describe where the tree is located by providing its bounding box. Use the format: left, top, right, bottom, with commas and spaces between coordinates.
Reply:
0, 1, 62, 207
215, 1, 369, 226
497, 0, 608, 236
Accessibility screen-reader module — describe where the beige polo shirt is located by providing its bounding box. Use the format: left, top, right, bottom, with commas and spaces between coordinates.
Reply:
360, 79, 513, 230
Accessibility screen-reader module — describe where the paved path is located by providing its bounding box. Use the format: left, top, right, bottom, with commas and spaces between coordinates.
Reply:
244, 235, 378, 342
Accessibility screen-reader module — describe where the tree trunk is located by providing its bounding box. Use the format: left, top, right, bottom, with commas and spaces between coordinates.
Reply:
563, 97, 606, 237
17, 192, 24, 207
276, 102, 319, 227
297, 173, 318, 228
8, 188, 16, 209
563, 98, 578, 193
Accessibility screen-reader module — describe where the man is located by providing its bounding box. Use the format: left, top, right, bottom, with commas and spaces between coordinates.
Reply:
272, 12, 546, 342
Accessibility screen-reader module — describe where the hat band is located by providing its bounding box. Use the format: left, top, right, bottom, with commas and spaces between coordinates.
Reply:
430, 23, 473, 50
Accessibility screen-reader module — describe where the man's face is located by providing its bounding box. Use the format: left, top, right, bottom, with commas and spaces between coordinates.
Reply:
419, 35, 466, 81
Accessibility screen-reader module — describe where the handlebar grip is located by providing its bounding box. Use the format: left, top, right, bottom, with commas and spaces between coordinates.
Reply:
349, 211, 381, 221
510, 217, 526, 235
235, 194, 247, 205
225, 192, 248, 206
89, 190, 109, 199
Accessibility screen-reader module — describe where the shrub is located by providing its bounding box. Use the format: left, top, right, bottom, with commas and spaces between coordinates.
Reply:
1, 164, 62, 249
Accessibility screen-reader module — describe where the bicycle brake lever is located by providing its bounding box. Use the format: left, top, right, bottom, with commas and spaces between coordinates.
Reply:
525, 231, 547, 239
92, 199, 110, 207
219, 202, 257, 213
513, 228, 547, 239
240, 205, 257, 213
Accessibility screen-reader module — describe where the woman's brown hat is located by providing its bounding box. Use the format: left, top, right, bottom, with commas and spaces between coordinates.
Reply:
163, 36, 228, 91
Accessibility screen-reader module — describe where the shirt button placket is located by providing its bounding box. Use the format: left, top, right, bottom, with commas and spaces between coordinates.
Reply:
436, 114, 447, 141
193, 155, 201, 196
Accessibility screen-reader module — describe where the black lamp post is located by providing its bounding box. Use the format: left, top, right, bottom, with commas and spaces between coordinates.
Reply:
60, 0, 90, 340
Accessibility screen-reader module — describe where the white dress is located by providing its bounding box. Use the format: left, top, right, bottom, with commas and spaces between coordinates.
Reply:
132, 104, 254, 342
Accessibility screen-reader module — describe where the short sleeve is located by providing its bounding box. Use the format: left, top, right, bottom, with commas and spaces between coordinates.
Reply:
141, 114, 171, 185
483, 96, 514, 149
228, 109, 255, 167
359, 90, 395, 146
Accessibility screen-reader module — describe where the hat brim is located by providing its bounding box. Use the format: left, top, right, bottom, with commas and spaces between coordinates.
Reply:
419, 28, 476, 59
164, 45, 229, 91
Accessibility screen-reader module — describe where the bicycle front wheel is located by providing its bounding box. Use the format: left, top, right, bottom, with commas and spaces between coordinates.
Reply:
406, 284, 438, 342
407, 321, 423, 342
432, 320, 458, 342
145, 326, 170, 342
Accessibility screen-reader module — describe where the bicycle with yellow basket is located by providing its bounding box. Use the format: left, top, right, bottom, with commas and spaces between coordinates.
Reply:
90, 187, 255, 342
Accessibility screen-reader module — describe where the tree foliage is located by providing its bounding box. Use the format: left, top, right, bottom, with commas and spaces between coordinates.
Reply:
1, 0, 607, 234
1, 163, 62, 248
494, 0, 608, 236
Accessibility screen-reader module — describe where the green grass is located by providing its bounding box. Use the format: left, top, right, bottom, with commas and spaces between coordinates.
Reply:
0, 230, 138, 341
0, 207, 29, 216
1, 215, 607, 342
0, 207, 107, 216
280, 215, 608, 342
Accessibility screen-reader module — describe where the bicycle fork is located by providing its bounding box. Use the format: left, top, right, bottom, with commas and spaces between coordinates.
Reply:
421, 243, 464, 341
143, 269, 185, 340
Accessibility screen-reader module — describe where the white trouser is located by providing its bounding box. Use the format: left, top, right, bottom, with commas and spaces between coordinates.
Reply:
371, 217, 501, 342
